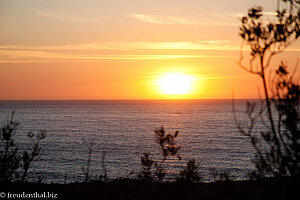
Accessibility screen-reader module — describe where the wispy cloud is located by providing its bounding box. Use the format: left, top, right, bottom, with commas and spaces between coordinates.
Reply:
37, 11, 95, 22
130, 13, 194, 24
196, 74, 250, 80
196, 11, 278, 27
208, 12, 245, 18
1, 40, 298, 63
196, 12, 242, 26
208, 11, 277, 18
0, 40, 236, 52
0, 49, 222, 63
0, 40, 268, 63
130, 11, 278, 27
262, 11, 278, 16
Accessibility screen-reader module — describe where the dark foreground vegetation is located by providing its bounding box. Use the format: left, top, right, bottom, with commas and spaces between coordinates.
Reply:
1, 177, 299, 200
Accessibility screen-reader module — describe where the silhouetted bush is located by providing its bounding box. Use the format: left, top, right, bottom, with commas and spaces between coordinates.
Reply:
155, 127, 181, 161
209, 168, 232, 182
139, 127, 200, 182
272, 63, 300, 177
177, 159, 201, 182
139, 153, 155, 182
236, 0, 300, 179
139, 127, 182, 182
0, 112, 46, 182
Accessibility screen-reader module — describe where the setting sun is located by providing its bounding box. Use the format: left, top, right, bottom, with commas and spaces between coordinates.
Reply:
159, 73, 193, 95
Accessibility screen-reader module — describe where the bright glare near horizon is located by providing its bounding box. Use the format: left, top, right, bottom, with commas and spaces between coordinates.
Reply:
159, 74, 193, 95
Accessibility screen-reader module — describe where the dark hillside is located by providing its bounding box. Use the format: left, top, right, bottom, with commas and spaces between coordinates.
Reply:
1, 178, 299, 200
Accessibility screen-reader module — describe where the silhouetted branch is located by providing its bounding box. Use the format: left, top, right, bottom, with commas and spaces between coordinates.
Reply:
237, 0, 300, 179
0, 112, 46, 182
82, 139, 94, 182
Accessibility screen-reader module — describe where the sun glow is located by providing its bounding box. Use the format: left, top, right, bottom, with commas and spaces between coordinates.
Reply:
159, 73, 193, 95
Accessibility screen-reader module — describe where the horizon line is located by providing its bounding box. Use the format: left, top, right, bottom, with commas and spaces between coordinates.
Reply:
0, 98, 263, 101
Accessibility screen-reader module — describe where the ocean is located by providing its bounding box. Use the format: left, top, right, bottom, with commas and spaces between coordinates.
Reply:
0, 99, 260, 183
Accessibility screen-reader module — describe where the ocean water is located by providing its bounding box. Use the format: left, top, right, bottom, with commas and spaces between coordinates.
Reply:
0, 99, 260, 183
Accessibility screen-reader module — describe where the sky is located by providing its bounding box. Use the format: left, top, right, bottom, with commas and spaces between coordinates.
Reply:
0, 0, 299, 100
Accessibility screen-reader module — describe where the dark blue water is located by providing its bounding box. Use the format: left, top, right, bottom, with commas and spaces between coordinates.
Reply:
0, 99, 258, 182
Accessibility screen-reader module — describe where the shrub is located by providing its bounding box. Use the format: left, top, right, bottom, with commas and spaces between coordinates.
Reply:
139, 127, 200, 182
0, 112, 46, 182
236, 0, 300, 179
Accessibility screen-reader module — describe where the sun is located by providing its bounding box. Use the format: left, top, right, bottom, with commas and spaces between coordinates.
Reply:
159, 73, 193, 94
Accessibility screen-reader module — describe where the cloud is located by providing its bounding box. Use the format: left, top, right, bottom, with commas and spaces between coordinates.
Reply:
195, 12, 242, 26
209, 11, 277, 18
0, 40, 236, 52
143, 40, 235, 50
196, 11, 278, 27
130, 12, 242, 26
262, 12, 278, 16
130, 13, 194, 24
130, 12, 278, 27
0, 40, 255, 63
0, 49, 224, 63
2, 40, 298, 63
37, 11, 95, 23
208, 12, 245, 18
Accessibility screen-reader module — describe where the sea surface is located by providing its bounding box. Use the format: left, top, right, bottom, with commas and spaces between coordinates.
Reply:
0, 99, 263, 183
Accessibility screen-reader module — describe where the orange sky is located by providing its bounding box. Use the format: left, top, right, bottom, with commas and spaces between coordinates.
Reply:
0, 0, 299, 100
